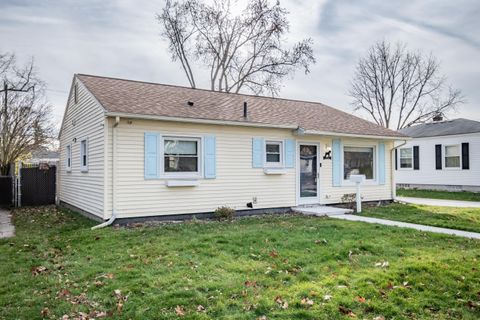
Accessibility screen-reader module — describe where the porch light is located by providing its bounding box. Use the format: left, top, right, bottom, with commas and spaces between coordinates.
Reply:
293, 126, 305, 136
323, 144, 332, 160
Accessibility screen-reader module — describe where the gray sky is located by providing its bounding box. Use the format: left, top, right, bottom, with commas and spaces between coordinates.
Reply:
1, 0, 479, 130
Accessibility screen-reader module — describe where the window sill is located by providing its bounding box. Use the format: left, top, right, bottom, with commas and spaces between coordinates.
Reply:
166, 180, 200, 187
263, 168, 287, 175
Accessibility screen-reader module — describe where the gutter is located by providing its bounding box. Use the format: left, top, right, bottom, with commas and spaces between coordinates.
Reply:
390, 140, 408, 200
92, 116, 120, 230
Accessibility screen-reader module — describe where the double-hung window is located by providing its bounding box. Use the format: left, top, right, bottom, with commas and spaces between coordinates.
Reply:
444, 144, 461, 168
163, 137, 200, 175
343, 146, 375, 180
80, 139, 88, 172
66, 145, 72, 171
399, 147, 413, 169
265, 141, 283, 167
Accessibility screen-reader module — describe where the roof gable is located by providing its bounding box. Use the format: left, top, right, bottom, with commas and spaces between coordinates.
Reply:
76, 74, 405, 138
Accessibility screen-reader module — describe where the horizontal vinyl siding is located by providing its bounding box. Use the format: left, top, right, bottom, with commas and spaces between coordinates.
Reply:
395, 133, 480, 186
58, 80, 105, 218
106, 119, 393, 218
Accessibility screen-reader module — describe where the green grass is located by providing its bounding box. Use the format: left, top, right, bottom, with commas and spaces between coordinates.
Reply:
397, 188, 480, 202
361, 203, 480, 234
1, 206, 480, 319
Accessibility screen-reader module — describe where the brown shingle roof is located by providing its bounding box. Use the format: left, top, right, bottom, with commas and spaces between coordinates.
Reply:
77, 74, 406, 138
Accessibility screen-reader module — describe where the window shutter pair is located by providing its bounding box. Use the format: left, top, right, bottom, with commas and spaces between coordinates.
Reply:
144, 133, 216, 179
435, 143, 470, 170
252, 137, 295, 168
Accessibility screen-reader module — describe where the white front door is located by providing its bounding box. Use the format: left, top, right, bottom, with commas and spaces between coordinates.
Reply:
298, 143, 320, 204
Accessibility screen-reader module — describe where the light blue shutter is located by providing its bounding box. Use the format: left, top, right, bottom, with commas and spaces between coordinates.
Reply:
332, 138, 342, 187
284, 139, 295, 168
252, 137, 264, 168
378, 142, 386, 185
204, 135, 216, 178
144, 132, 160, 179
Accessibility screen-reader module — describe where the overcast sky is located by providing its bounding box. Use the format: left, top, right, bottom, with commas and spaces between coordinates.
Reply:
1, 0, 479, 129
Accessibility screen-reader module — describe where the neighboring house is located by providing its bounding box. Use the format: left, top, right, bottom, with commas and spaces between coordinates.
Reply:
26, 149, 60, 165
58, 74, 406, 222
396, 118, 480, 192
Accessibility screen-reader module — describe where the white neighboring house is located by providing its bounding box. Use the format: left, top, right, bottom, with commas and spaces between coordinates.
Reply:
396, 118, 480, 192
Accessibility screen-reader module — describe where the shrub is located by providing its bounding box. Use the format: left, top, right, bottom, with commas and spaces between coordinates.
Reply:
341, 193, 357, 211
214, 206, 236, 220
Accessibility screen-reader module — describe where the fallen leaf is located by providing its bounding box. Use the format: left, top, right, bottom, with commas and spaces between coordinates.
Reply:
274, 296, 288, 309
373, 316, 385, 320
175, 305, 185, 316
300, 297, 314, 306
196, 305, 206, 312
339, 306, 356, 317
323, 294, 332, 301
41, 307, 49, 317
257, 316, 267, 320
269, 250, 279, 258
356, 296, 366, 303
31, 266, 48, 276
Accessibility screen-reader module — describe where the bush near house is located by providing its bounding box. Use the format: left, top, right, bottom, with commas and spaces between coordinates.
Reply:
1, 206, 480, 319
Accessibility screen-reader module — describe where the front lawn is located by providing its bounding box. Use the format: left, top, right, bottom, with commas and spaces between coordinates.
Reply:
397, 188, 480, 202
1, 206, 480, 319
362, 203, 480, 234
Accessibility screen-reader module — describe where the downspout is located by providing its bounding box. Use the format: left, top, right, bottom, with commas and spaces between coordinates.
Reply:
390, 140, 408, 200
92, 116, 120, 230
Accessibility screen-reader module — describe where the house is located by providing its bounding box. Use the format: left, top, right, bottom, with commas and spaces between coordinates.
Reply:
26, 149, 60, 165
396, 118, 480, 192
58, 74, 407, 222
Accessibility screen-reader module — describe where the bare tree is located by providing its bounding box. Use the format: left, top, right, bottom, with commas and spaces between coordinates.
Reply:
349, 41, 464, 130
0, 52, 53, 175
157, 0, 315, 96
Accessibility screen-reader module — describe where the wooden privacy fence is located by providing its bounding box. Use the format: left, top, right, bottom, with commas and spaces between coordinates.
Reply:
17, 163, 57, 206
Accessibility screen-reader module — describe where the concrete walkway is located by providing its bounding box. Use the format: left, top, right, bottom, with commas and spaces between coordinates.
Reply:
396, 196, 480, 208
329, 214, 480, 240
0, 208, 14, 238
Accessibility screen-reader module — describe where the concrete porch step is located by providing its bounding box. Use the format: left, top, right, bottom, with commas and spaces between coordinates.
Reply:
292, 205, 353, 216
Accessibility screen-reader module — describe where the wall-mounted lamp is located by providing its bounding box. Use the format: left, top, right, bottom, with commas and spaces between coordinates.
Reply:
72, 138, 77, 143
323, 144, 332, 160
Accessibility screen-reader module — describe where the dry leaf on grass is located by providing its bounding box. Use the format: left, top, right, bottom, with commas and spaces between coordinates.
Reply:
175, 305, 185, 316
300, 297, 314, 306
196, 305, 206, 312
274, 296, 288, 309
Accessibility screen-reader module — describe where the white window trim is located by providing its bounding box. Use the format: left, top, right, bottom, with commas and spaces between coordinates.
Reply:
264, 140, 284, 168
443, 144, 462, 170
399, 147, 413, 170
341, 144, 377, 186
161, 135, 203, 179
66, 144, 72, 172
80, 139, 88, 172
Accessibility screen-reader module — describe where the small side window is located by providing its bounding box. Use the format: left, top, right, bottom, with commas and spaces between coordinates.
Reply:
66, 145, 72, 171
80, 139, 88, 172
265, 141, 283, 167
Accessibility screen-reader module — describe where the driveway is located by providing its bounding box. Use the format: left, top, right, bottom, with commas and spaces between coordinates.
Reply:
396, 196, 480, 208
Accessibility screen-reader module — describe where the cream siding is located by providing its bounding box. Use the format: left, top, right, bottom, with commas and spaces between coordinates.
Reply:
105, 118, 393, 218
58, 79, 106, 218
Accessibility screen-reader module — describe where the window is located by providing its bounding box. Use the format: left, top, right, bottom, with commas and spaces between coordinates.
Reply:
66, 145, 72, 171
399, 147, 413, 169
444, 144, 460, 168
163, 137, 200, 174
343, 146, 374, 180
80, 139, 88, 172
265, 141, 283, 167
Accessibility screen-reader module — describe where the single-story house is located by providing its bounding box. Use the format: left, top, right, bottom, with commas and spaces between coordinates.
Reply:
58, 74, 407, 222
396, 118, 480, 192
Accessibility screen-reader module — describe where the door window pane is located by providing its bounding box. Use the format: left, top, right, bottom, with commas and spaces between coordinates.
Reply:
344, 146, 374, 179
300, 145, 317, 198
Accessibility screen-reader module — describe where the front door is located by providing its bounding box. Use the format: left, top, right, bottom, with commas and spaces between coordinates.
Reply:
298, 144, 319, 204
